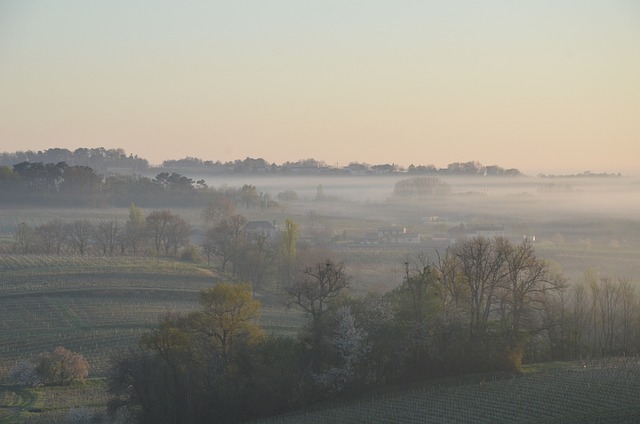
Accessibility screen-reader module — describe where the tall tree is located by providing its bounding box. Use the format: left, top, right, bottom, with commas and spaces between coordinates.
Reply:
164, 214, 190, 256
146, 210, 171, 255
35, 219, 66, 255
123, 203, 146, 255
65, 220, 95, 256
202, 193, 236, 225
500, 240, 559, 348
110, 283, 268, 424
394, 262, 442, 365
286, 261, 350, 356
202, 214, 247, 273
59, 165, 103, 205
234, 233, 275, 296
185, 283, 263, 364
238, 184, 260, 208
453, 237, 507, 343
93, 220, 121, 256
13, 222, 35, 253
279, 218, 298, 289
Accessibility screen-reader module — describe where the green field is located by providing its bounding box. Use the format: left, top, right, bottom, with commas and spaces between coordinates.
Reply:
0, 379, 108, 424
0, 255, 303, 382
1, 203, 640, 423
534, 242, 640, 283
4, 359, 640, 423
255, 358, 640, 423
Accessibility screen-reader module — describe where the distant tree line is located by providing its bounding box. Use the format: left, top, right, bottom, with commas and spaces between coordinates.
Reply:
163, 157, 522, 176
9, 201, 293, 292
1, 147, 521, 176
1, 160, 519, 209
0, 147, 148, 174
107, 236, 640, 423
538, 170, 622, 178
409, 161, 521, 176
0, 161, 275, 207
392, 176, 452, 199
10, 205, 191, 258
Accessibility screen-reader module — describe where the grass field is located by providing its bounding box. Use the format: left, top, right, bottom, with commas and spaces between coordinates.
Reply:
0, 379, 109, 424
0, 253, 306, 423
534, 242, 640, 284
1, 204, 639, 423
4, 359, 640, 423
0, 255, 304, 382
255, 358, 640, 423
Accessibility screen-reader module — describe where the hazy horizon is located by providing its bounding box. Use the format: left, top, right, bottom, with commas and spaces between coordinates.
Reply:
1, 2, 639, 176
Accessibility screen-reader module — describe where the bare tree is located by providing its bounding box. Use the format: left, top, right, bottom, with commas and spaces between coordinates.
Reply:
164, 214, 190, 256
617, 278, 637, 353
279, 218, 298, 290
65, 220, 95, 256
146, 210, 171, 255
13, 222, 35, 253
568, 282, 590, 358
453, 237, 507, 342
234, 233, 275, 296
286, 260, 350, 350
500, 240, 559, 347
597, 277, 622, 354
202, 193, 236, 225
93, 220, 121, 256
35, 219, 66, 255
145, 210, 191, 256
202, 214, 247, 273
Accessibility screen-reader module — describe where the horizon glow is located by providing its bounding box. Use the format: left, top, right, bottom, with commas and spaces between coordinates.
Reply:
1, 1, 639, 175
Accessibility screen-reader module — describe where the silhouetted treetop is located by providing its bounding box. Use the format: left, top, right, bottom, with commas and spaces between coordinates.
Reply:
0, 147, 148, 174
1, 147, 522, 176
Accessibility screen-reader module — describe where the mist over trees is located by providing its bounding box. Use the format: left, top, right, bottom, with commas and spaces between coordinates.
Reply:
9, 210, 192, 258
392, 176, 452, 199
0, 146, 527, 209
0, 162, 270, 208
1, 146, 521, 179
0, 147, 148, 174
105, 233, 640, 423
5, 147, 639, 423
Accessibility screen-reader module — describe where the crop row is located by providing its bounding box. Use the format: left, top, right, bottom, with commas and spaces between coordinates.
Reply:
0, 274, 213, 296
258, 358, 640, 423
0, 293, 199, 380
0, 254, 214, 275
0, 293, 305, 380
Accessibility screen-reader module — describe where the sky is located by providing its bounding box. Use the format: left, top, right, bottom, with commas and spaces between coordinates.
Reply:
1, 1, 639, 175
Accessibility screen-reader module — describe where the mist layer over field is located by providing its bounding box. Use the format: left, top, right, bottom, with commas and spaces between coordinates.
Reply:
199, 175, 640, 220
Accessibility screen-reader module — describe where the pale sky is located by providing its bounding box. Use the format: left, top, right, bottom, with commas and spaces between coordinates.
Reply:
1, 1, 639, 174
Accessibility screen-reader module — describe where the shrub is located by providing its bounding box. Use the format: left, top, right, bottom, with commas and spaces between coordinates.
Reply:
277, 190, 298, 201
180, 245, 201, 262
9, 360, 41, 387
35, 346, 89, 386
